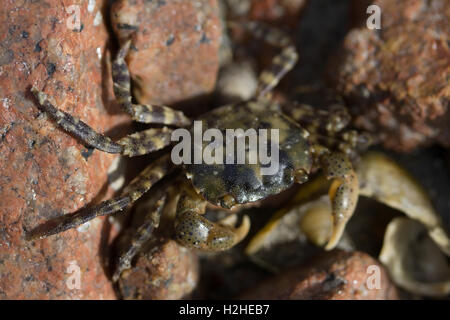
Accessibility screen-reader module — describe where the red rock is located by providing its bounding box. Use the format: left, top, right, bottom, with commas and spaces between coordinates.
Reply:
328, 0, 450, 152
117, 238, 199, 300
0, 0, 130, 299
225, 0, 307, 26
248, 0, 307, 26
240, 250, 399, 299
110, 0, 221, 109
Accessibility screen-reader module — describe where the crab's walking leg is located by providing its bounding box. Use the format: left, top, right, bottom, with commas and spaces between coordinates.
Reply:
117, 127, 173, 156
174, 183, 250, 251
236, 22, 298, 98
28, 156, 171, 240
284, 103, 351, 134
284, 103, 373, 156
113, 192, 167, 282
31, 88, 173, 156
31, 87, 122, 153
112, 40, 190, 127
313, 129, 373, 159
256, 45, 298, 98
319, 152, 359, 250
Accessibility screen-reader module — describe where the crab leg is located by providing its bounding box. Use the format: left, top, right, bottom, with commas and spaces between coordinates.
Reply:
112, 40, 190, 127
283, 102, 373, 157
174, 182, 250, 251
313, 130, 373, 159
255, 44, 298, 97
319, 152, 359, 250
283, 103, 351, 134
117, 127, 173, 156
233, 21, 298, 98
31, 88, 173, 156
113, 191, 167, 282
28, 155, 171, 240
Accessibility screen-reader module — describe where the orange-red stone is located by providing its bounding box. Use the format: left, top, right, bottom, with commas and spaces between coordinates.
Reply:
0, 0, 130, 299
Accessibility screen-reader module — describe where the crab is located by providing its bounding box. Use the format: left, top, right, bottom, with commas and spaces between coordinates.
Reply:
29, 22, 373, 281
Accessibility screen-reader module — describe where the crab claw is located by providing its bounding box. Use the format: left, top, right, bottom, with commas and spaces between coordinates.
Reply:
320, 152, 359, 250
175, 211, 250, 251
173, 186, 250, 251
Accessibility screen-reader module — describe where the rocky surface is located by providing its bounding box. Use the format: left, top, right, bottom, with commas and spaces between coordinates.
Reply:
117, 238, 199, 300
240, 250, 399, 299
328, 0, 450, 152
110, 0, 221, 113
0, 0, 130, 299
225, 0, 307, 26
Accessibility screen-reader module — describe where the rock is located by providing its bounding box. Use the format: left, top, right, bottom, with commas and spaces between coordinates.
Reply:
240, 250, 399, 299
110, 0, 221, 110
247, 0, 307, 26
117, 238, 199, 300
0, 0, 130, 299
328, 0, 450, 152
225, 0, 307, 25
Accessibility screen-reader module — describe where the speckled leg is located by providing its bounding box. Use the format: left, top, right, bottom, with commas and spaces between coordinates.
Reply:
241, 22, 298, 98
113, 192, 167, 282
285, 103, 373, 157
318, 151, 359, 250
334, 130, 374, 156
174, 182, 250, 251
311, 129, 373, 159
117, 127, 173, 157
31, 87, 123, 153
31, 87, 173, 157
229, 21, 298, 98
284, 103, 351, 134
112, 40, 190, 127
28, 155, 171, 240
256, 45, 298, 98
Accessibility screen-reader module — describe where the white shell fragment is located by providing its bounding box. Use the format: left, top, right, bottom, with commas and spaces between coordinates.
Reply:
357, 152, 450, 257
379, 217, 450, 297
299, 197, 333, 247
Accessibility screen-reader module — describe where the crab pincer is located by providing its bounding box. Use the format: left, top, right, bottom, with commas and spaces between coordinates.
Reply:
174, 184, 250, 251
320, 152, 359, 250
